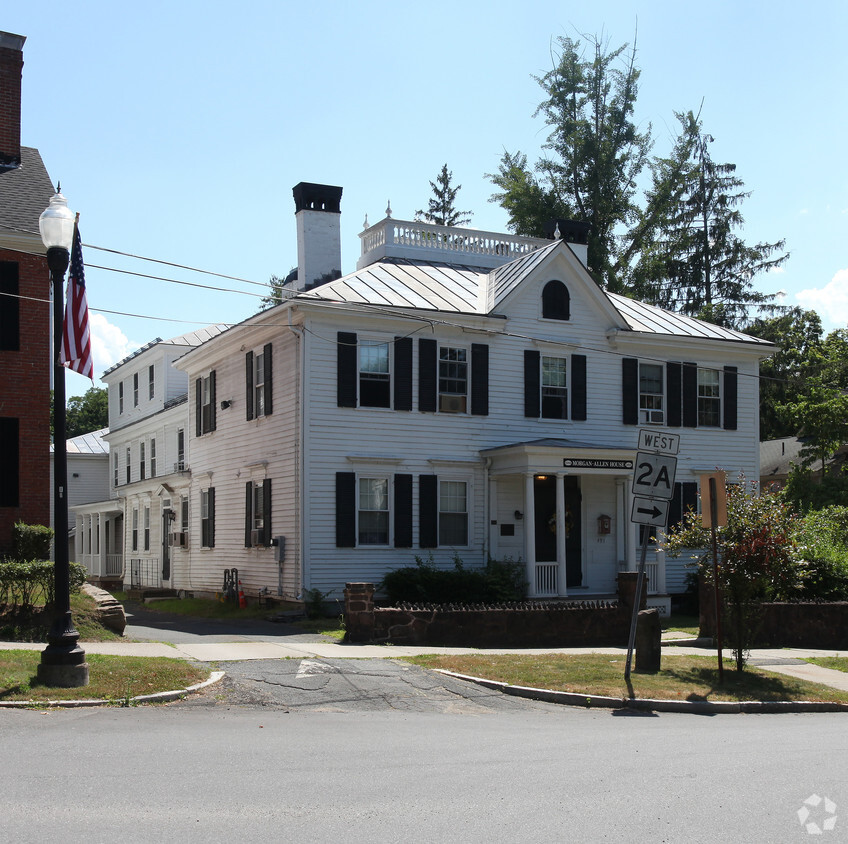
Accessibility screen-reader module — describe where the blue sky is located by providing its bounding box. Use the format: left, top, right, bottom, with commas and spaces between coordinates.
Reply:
7, 0, 847, 398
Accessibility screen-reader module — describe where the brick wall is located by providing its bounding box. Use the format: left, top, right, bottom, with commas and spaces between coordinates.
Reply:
0, 248, 50, 553
344, 573, 648, 647
0, 38, 23, 166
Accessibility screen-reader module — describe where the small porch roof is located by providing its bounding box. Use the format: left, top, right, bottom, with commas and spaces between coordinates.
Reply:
482, 437, 636, 476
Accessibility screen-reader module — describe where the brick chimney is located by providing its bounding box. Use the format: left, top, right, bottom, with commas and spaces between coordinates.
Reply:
293, 182, 343, 291
0, 31, 25, 169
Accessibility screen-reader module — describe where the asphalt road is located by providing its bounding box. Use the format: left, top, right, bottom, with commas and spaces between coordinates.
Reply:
1, 704, 844, 842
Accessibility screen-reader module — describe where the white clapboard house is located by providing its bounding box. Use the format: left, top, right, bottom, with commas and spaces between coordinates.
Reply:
164, 182, 773, 611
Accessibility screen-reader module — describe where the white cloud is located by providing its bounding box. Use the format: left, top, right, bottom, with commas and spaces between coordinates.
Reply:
88, 313, 141, 374
796, 269, 848, 328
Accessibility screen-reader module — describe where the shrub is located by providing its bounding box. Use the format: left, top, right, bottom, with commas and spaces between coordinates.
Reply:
793, 506, 848, 600
380, 554, 526, 605
0, 559, 87, 610
11, 522, 53, 563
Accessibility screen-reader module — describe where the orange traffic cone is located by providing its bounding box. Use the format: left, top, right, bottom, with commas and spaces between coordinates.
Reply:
238, 580, 247, 609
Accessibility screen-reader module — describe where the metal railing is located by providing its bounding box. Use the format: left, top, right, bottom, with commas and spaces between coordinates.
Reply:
129, 557, 161, 589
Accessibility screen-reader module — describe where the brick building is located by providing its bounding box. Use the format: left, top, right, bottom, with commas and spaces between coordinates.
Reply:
0, 31, 56, 553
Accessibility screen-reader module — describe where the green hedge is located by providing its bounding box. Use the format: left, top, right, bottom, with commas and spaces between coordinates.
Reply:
380, 555, 527, 605
11, 522, 53, 563
0, 559, 87, 610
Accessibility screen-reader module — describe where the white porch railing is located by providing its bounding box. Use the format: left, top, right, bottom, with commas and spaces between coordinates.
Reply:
358, 218, 550, 271
534, 563, 559, 597
105, 554, 123, 577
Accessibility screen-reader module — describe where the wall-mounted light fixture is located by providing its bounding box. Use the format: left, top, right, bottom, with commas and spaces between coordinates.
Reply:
514, 510, 524, 521
220, 400, 231, 410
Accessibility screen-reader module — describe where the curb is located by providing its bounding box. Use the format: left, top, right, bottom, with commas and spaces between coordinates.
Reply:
0, 671, 226, 709
434, 670, 848, 714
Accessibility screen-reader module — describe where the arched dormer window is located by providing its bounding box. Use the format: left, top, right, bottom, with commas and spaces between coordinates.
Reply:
542, 280, 570, 320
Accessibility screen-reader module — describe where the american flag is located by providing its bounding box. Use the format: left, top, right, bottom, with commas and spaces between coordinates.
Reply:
60, 223, 93, 380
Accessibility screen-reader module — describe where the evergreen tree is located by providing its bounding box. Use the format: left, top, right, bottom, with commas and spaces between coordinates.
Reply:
488, 33, 653, 292
418, 164, 471, 227
259, 272, 293, 310
633, 112, 788, 327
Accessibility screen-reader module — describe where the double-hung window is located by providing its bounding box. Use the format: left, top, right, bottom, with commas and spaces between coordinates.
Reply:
126, 446, 131, 484
639, 363, 664, 425
131, 508, 138, 551
439, 480, 468, 546
149, 438, 156, 478
245, 479, 272, 547
113, 452, 119, 488
201, 488, 215, 548
359, 341, 390, 408
143, 506, 150, 551
697, 368, 721, 427
197, 372, 216, 435
253, 350, 266, 417
148, 365, 155, 400
181, 497, 189, 532
133, 373, 139, 407
541, 356, 568, 419
139, 441, 146, 480
118, 383, 124, 414
358, 477, 389, 545
246, 345, 272, 420
438, 346, 467, 413
176, 429, 185, 471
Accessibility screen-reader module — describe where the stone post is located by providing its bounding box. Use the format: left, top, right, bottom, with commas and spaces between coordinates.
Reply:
635, 608, 661, 673
344, 582, 375, 643
617, 571, 647, 616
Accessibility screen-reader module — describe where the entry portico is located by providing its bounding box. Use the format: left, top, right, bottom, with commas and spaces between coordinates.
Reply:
484, 438, 646, 599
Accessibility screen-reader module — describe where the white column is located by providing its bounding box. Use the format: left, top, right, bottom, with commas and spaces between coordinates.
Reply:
98, 514, 107, 578
74, 515, 82, 565
524, 473, 536, 597
556, 473, 567, 597
655, 547, 667, 594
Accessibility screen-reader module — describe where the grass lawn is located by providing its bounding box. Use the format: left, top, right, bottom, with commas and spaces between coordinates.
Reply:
0, 651, 208, 703
404, 653, 848, 704
807, 657, 848, 673
130, 596, 346, 640
660, 614, 699, 636
0, 591, 124, 644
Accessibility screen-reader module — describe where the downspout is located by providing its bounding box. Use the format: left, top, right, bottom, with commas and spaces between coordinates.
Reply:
484, 457, 491, 564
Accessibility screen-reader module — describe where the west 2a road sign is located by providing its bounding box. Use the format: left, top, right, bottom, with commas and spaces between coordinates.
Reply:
631, 496, 670, 527
632, 452, 677, 500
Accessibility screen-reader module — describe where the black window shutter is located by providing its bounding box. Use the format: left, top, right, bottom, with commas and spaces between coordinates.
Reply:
666, 362, 682, 427
394, 337, 413, 411
337, 332, 358, 408
571, 354, 587, 421
0, 262, 20, 351
418, 338, 437, 413
682, 362, 697, 427
419, 474, 438, 548
245, 482, 253, 547
263, 343, 273, 416
245, 351, 254, 421
210, 371, 217, 431
471, 343, 489, 416
622, 358, 638, 425
0, 418, 19, 507
335, 472, 356, 548
394, 474, 413, 548
723, 366, 738, 430
668, 483, 683, 531
524, 350, 540, 418
263, 478, 272, 546
209, 487, 216, 548
195, 378, 202, 437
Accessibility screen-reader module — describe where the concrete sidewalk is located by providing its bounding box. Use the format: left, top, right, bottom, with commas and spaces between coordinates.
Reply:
1, 638, 847, 691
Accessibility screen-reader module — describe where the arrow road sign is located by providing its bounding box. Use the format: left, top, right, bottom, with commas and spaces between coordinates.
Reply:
631, 496, 670, 526
632, 452, 678, 500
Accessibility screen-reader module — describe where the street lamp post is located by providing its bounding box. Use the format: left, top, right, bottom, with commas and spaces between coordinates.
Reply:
37, 191, 89, 688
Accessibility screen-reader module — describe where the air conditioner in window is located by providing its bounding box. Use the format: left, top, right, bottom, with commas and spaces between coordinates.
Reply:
439, 394, 467, 414
640, 410, 664, 425
173, 461, 187, 473
250, 529, 264, 547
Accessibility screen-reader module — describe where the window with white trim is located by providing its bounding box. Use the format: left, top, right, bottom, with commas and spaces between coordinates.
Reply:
200, 375, 214, 434
113, 452, 119, 488
148, 365, 155, 400
358, 477, 389, 545
181, 496, 189, 532
541, 356, 568, 420
126, 446, 131, 484
639, 362, 664, 425
438, 346, 467, 413
149, 438, 156, 478
201, 488, 215, 548
253, 350, 266, 417
131, 507, 138, 551
176, 428, 185, 471
118, 382, 124, 414
133, 372, 139, 407
439, 480, 468, 546
139, 441, 146, 480
698, 368, 721, 427
143, 506, 150, 551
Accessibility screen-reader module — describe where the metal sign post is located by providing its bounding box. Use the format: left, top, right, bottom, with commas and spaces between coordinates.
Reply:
625, 432, 678, 681
701, 471, 727, 684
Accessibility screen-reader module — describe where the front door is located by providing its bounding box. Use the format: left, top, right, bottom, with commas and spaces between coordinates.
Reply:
533, 475, 582, 589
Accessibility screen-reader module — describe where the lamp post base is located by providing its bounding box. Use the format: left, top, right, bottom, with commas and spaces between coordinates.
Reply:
38, 610, 89, 688
37, 658, 90, 689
